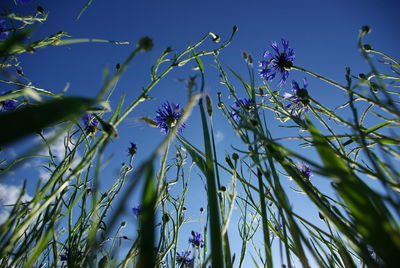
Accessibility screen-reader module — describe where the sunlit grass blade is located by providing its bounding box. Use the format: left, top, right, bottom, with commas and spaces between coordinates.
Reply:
137, 162, 157, 268
308, 119, 400, 267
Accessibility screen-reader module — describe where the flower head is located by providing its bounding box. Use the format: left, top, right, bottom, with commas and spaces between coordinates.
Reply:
132, 204, 142, 217
83, 113, 98, 128
154, 102, 185, 133
296, 162, 312, 179
128, 142, 137, 156
0, 92, 17, 112
176, 250, 193, 267
231, 98, 255, 121
259, 39, 295, 86
0, 20, 9, 41
82, 113, 98, 134
284, 78, 310, 115
189, 231, 204, 248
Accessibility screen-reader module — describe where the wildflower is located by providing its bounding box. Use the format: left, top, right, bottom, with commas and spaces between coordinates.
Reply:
132, 204, 142, 217
0, 92, 17, 112
128, 142, 137, 156
0, 20, 9, 41
176, 250, 194, 267
296, 162, 312, 179
259, 39, 295, 86
231, 98, 255, 121
241, 51, 253, 65
189, 231, 204, 248
154, 102, 185, 133
82, 113, 98, 134
284, 78, 310, 115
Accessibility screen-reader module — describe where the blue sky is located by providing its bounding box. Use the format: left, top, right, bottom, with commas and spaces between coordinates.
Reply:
1, 0, 399, 266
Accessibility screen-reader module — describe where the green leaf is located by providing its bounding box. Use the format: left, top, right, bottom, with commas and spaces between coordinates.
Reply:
0, 97, 95, 146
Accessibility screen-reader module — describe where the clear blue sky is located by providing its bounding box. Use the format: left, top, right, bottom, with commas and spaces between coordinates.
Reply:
1, 0, 399, 266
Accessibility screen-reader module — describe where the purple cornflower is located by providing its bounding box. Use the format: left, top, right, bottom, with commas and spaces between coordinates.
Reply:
154, 102, 185, 133
284, 78, 310, 115
128, 142, 137, 156
231, 98, 255, 121
189, 231, 204, 248
176, 250, 193, 267
82, 113, 98, 134
259, 39, 295, 87
0, 92, 17, 112
83, 113, 98, 127
0, 20, 9, 41
296, 162, 312, 179
132, 204, 142, 217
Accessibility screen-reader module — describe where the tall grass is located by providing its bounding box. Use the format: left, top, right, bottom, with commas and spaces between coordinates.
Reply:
0, 4, 399, 268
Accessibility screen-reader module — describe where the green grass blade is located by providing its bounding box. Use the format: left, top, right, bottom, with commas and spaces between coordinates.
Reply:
0, 97, 94, 146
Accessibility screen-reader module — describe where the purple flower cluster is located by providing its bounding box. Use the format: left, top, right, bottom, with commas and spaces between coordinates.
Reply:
82, 113, 98, 128
231, 98, 255, 121
284, 78, 310, 115
132, 204, 142, 217
176, 250, 193, 267
296, 162, 312, 179
189, 231, 204, 248
259, 39, 295, 87
154, 102, 185, 133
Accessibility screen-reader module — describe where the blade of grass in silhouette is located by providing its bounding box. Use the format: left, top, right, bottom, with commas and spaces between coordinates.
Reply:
0, 97, 95, 147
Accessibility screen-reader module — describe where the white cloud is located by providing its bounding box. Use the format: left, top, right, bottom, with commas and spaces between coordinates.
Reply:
215, 130, 224, 144
0, 183, 32, 224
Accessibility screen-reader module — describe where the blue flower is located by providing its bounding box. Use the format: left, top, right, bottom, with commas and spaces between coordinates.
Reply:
176, 250, 193, 267
259, 39, 295, 86
231, 98, 255, 121
189, 231, 204, 248
82, 113, 98, 134
154, 102, 185, 133
83, 113, 98, 128
132, 204, 142, 217
128, 142, 137, 156
284, 78, 310, 115
0, 92, 17, 112
296, 162, 312, 179
0, 20, 9, 41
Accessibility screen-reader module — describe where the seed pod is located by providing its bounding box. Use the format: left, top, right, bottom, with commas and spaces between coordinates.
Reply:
232, 153, 239, 161
318, 212, 325, 220
36, 6, 44, 14
363, 44, 372, 51
361, 25, 371, 35
205, 94, 213, 116
209, 32, 220, 43
138, 37, 153, 52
